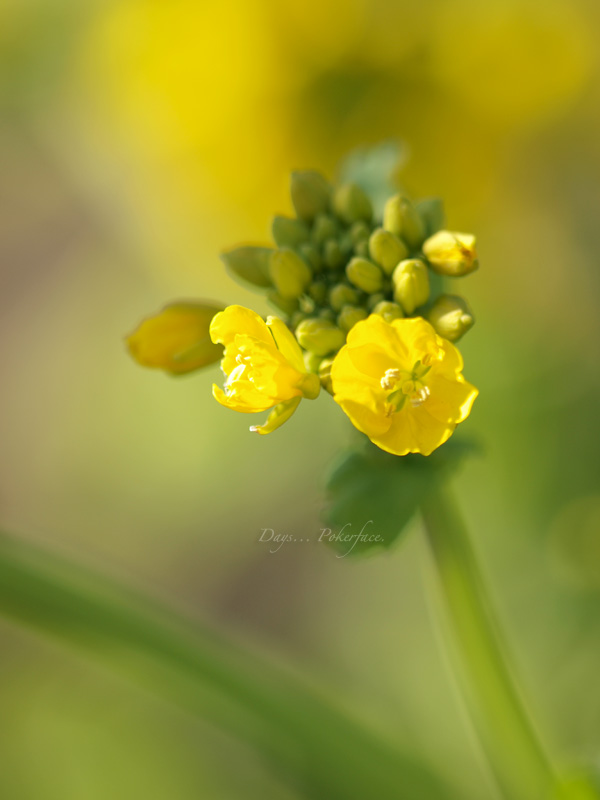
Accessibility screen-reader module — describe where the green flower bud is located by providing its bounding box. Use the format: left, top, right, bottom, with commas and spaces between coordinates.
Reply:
383, 195, 425, 249
295, 318, 346, 356
267, 291, 299, 316
353, 240, 370, 259
423, 231, 479, 276
318, 308, 336, 321
299, 294, 316, 314
220, 246, 273, 288
372, 300, 404, 323
368, 228, 409, 275
426, 294, 474, 342
298, 242, 323, 272
392, 258, 430, 314
346, 257, 384, 294
271, 215, 310, 248
333, 183, 373, 224
338, 232, 354, 258
311, 213, 339, 245
126, 302, 224, 375
323, 238, 344, 270
350, 220, 371, 244
318, 357, 335, 394
329, 283, 359, 311
270, 248, 312, 298
308, 280, 328, 305
338, 304, 367, 332
291, 311, 308, 328
303, 351, 323, 373
416, 198, 445, 237
367, 292, 385, 311
290, 170, 331, 221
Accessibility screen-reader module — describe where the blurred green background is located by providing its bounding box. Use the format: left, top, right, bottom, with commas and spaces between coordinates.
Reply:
1, 0, 600, 797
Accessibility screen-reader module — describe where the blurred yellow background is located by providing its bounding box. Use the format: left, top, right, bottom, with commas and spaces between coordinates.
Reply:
1, 0, 600, 797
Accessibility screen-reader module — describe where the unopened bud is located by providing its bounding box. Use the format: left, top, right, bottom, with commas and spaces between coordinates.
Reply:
295, 318, 346, 356
346, 257, 384, 294
323, 238, 344, 270
269, 248, 312, 298
350, 220, 371, 244
392, 259, 430, 314
126, 302, 223, 375
383, 195, 425, 249
329, 283, 359, 311
372, 301, 404, 323
318, 357, 335, 394
311, 214, 339, 245
416, 198, 445, 238
319, 308, 336, 322
338, 305, 367, 332
308, 280, 328, 305
290, 170, 331, 221
368, 228, 409, 275
367, 292, 385, 311
271, 215, 310, 248
427, 294, 474, 342
354, 240, 370, 259
423, 231, 478, 276
298, 242, 322, 272
333, 183, 373, 224
220, 246, 273, 288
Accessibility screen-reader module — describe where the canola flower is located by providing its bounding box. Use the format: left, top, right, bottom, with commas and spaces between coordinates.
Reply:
128, 168, 479, 456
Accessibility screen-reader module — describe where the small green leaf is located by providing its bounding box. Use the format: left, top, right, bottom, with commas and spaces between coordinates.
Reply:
220, 246, 274, 288
322, 438, 478, 557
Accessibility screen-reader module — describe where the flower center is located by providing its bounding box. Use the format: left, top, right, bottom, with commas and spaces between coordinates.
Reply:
224, 353, 255, 394
380, 358, 432, 415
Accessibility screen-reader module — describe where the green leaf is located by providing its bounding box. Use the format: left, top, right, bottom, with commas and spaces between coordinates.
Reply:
220, 246, 273, 288
322, 438, 478, 557
338, 141, 407, 220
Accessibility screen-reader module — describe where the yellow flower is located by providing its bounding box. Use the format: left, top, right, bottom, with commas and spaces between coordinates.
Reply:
331, 315, 477, 456
210, 305, 320, 435
126, 302, 224, 375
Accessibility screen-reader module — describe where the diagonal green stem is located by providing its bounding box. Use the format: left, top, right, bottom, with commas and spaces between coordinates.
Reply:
0, 532, 455, 800
421, 485, 598, 800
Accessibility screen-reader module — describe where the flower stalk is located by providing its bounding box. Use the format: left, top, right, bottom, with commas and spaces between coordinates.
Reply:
421, 485, 588, 800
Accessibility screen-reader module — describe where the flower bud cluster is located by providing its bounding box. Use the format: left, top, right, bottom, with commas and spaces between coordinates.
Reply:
219, 172, 478, 391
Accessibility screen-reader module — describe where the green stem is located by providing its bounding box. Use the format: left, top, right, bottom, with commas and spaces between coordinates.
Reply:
421, 485, 564, 800
0, 532, 454, 800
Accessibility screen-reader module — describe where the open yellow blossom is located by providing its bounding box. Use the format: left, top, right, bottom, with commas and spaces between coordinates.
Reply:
210, 305, 320, 435
331, 316, 477, 456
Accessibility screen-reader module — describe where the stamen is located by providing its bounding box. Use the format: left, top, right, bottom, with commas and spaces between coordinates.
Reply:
380, 368, 401, 391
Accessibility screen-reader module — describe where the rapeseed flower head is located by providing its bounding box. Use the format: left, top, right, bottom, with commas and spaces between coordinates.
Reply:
331, 315, 477, 456
128, 153, 480, 453
210, 305, 320, 435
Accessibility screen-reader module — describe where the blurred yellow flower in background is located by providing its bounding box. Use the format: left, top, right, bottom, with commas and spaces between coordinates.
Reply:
210, 305, 320, 434
331, 316, 477, 456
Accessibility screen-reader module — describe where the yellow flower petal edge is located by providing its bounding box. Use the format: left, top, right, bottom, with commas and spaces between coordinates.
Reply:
331, 315, 478, 456
210, 305, 320, 433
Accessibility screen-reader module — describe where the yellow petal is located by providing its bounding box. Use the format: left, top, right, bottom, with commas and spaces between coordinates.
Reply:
266, 316, 306, 373
425, 376, 479, 424
212, 383, 273, 413
210, 305, 271, 348
250, 396, 302, 435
